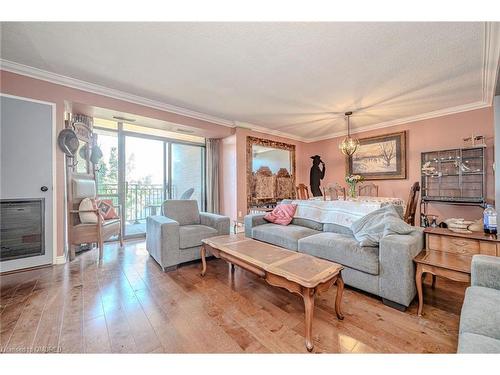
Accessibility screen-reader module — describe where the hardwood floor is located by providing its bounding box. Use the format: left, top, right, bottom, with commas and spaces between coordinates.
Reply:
0, 240, 467, 353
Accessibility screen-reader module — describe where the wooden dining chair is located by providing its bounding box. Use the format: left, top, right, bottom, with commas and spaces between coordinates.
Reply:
403, 182, 420, 226
296, 183, 310, 200
322, 183, 346, 201
358, 182, 379, 197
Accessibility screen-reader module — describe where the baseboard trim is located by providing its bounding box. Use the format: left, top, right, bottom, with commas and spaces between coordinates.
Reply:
54, 254, 67, 265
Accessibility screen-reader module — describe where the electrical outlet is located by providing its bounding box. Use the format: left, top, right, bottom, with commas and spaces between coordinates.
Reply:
238, 211, 242, 218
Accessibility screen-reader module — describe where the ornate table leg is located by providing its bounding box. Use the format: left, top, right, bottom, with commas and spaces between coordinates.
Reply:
416, 265, 424, 316
302, 288, 316, 352
200, 244, 207, 277
335, 275, 345, 320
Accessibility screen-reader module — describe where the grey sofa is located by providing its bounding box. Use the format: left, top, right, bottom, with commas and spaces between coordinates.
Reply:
458, 255, 500, 353
146, 200, 230, 271
244, 211, 424, 309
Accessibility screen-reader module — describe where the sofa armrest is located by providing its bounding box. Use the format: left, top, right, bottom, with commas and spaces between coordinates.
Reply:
471, 255, 500, 290
378, 227, 425, 307
200, 212, 230, 235
244, 213, 267, 238
146, 215, 180, 269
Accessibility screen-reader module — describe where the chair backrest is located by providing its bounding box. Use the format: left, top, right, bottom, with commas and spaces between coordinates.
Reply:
323, 183, 345, 201
296, 184, 310, 200
69, 176, 97, 225
179, 188, 195, 200
358, 182, 379, 197
403, 182, 420, 226
162, 200, 200, 225
72, 178, 97, 200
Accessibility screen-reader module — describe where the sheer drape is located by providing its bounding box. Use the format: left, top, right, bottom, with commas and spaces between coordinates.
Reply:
206, 138, 220, 213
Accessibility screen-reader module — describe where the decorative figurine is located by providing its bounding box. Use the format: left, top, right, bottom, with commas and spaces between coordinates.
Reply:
309, 155, 325, 197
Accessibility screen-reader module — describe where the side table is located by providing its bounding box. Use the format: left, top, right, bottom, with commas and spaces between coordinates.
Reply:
413, 227, 500, 316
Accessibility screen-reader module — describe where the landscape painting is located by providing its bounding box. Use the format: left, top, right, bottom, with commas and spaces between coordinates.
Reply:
348, 131, 407, 180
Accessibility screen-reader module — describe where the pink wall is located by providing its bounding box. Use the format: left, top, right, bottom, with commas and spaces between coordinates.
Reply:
0, 70, 233, 257
299, 107, 495, 222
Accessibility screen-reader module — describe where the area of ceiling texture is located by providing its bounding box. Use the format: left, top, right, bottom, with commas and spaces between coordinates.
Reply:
1, 22, 498, 141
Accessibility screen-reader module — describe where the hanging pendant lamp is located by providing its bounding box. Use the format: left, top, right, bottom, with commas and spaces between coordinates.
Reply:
339, 111, 359, 156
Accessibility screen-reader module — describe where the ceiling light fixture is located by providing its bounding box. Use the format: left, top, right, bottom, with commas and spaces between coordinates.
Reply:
339, 111, 359, 156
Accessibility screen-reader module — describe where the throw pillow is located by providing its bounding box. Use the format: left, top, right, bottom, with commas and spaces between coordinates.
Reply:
79, 198, 99, 224
350, 205, 415, 246
97, 199, 118, 220
264, 204, 297, 226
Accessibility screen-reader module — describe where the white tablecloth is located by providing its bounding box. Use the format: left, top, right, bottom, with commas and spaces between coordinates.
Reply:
308, 195, 404, 205
291, 197, 405, 227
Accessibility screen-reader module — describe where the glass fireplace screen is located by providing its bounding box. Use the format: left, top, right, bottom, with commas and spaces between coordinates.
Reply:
0, 199, 45, 262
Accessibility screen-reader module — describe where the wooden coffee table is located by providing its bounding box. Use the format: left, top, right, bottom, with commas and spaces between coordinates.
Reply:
200, 234, 344, 352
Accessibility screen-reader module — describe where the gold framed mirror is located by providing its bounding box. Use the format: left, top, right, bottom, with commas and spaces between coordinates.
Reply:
246, 136, 296, 212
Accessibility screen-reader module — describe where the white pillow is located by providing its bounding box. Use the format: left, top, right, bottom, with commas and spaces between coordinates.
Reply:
79, 198, 98, 224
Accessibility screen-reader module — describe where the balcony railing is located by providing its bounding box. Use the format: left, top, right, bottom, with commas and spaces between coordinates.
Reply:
97, 183, 165, 223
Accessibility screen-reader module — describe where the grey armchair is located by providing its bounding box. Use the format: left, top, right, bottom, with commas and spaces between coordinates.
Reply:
146, 200, 230, 271
458, 255, 500, 353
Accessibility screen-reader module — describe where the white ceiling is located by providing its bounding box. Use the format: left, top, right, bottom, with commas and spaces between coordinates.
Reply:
1, 22, 499, 142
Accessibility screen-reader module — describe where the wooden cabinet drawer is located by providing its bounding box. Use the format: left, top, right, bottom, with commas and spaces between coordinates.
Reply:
480, 242, 497, 256
427, 234, 479, 255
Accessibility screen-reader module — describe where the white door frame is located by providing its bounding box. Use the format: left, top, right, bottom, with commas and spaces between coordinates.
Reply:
0, 93, 59, 266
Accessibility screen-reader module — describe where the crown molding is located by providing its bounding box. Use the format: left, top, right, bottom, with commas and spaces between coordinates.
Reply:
234, 121, 309, 142
304, 100, 490, 143
0, 59, 236, 128
482, 22, 500, 105
2, 21, 498, 146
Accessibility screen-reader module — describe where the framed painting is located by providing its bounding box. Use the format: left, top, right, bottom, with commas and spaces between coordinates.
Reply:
347, 131, 407, 180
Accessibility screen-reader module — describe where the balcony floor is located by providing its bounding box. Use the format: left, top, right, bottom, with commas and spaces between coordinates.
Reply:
125, 220, 146, 237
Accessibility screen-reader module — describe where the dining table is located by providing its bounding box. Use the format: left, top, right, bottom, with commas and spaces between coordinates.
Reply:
309, 195, 405, 207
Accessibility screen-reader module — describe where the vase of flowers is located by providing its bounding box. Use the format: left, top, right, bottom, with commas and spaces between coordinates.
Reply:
345, 174, 364, 198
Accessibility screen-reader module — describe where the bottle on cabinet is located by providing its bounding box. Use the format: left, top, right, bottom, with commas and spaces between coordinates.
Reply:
483, 204, 497, 235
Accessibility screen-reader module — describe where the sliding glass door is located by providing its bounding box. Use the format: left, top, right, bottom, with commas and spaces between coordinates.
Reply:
95, 128, 119, 206
124, 136, 165, 236
94, 119, 205, 239
171, 143, 205, 210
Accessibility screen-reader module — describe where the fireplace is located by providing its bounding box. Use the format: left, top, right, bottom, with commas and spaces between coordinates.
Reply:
0, 199, 45, 262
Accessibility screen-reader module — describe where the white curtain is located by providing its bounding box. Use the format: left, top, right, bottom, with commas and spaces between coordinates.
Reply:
206, 138, 220, 213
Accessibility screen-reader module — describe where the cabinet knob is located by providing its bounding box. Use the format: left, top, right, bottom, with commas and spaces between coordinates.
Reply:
40, 186, 48, 192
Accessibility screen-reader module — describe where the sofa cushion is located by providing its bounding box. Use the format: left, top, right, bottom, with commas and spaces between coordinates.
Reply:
459, 286, 500, 340
298, 232, 379, 275
179, 224, 218, 249
162, 200, 200, 225
79, 198, 98, 224
291, 217, 324, 231
323, 223, 353, 236
252, 223, 320, 251
264, 204, 297, 225
458, 332, 500, 353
